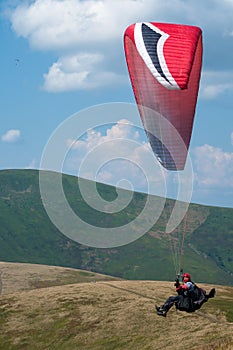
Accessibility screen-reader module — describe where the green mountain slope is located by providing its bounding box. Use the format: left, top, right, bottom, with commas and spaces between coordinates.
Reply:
0, 169, 233, 285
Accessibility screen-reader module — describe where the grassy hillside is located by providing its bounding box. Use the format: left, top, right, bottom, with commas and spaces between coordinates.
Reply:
0, 169, 233, 286
0, 264, 233, 350
0, 262, 121, 294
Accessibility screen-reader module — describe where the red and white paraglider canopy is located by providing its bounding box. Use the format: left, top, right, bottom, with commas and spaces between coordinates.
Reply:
124, 22, 202, 170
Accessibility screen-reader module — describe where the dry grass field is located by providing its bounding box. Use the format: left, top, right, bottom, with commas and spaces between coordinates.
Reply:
0, 262, 233, 350
0, 262, 121, 294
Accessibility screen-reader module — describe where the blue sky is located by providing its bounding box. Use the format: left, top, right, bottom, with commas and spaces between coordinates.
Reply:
1, 0, 233, 209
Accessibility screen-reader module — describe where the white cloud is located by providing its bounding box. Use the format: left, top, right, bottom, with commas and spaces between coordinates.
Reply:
193, 144, 233, 188
10, 0, 147, 51
10, 0, 147, 92
64, 119, 164, 194
1, 129, 21, 143
26, 159, 37, 169
9, 0, 233, 50
67, 119, 140, 151
200, 70, 233, 99
8, 0, 233, 93
43, 52, 125, 91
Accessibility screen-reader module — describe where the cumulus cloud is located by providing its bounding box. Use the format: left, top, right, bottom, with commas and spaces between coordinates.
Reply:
10, 0, 148, 51
10, 0, 146, 92
1, 129, 21, 143
193, 144, 233, 188
43, 52, 125, 91
26, 159, 37, 169
67, 119, 140, 149
66, 119, 142, 160
7, 0, 233, 95
64, 119, 164, 194
200, 71, 233, 99
9, 0, 233, 50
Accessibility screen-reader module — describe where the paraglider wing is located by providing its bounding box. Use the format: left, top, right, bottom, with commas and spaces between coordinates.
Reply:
124, 22, 202, 170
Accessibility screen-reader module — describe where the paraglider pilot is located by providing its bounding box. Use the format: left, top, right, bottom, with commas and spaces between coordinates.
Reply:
156, 273, 215, 317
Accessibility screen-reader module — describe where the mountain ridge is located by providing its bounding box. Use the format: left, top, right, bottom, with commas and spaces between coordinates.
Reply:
0, 169, 233, 286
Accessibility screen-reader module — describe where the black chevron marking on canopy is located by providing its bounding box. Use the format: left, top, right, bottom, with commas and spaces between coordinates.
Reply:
141, 23, 171, 85
146, 130, 177, 170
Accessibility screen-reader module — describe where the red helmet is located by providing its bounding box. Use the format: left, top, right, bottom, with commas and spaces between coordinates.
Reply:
182, 273, 191, 280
